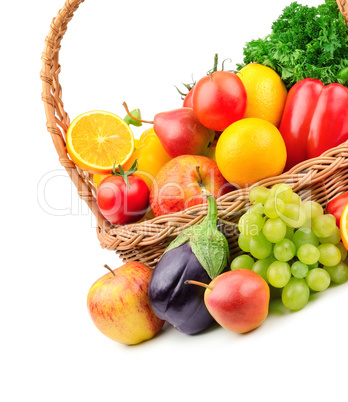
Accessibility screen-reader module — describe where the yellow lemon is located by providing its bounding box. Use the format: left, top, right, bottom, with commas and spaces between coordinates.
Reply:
215, 118, 287, 187
237, 63, 287, 127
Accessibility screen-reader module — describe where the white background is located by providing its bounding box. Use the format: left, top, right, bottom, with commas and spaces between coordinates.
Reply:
2, 0, 347, 401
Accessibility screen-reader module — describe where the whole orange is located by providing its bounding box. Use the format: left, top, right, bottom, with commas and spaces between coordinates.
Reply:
215, 118, 287, 188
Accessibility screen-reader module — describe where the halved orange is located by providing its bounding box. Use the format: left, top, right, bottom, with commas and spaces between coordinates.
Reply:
66, 111, 134, 174
340, 203, 348, 250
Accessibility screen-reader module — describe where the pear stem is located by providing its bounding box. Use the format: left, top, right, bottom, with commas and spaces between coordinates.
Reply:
122, 102, 154, 124
104, 264, 115, 276
184, 280, 212, 290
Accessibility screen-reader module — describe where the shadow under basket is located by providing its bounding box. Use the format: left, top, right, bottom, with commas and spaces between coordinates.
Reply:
41, 0, 348, 268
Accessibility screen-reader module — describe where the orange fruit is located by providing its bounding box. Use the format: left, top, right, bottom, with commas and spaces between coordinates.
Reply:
215, 118, 287, 187
237, 63, 287, 127
66, 111, 134, 174
340, 203, 348, 250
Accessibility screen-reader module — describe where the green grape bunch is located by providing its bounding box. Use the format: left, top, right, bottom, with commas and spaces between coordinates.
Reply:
232, 183, 348, 312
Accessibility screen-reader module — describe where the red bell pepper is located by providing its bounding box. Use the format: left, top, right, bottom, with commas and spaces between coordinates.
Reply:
279, 78, 348, 171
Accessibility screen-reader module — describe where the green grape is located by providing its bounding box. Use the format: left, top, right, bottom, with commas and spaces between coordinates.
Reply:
249, 232, 273, 259
308, 261, 319, 269
262, 218, 287, 243
269, 183, 293, 203
248, 203, 265, 215
273, 239, 296, 262
249, 186, 269, 205
238, 233, 250, 252
305, 268, 330, 291
336, 242, 348, 261
291, 261, 309, 278
292, 227, 319, 250
252, 255, 276, 283
318, 226, 341, 245
289, 192, 302, 206
267, 261, 291, 288
318, 243, 341, 267
302, 201, 324, 220
281, 278, 310, 311
323, 262, 348, 284
238, 211, 265, 237
285, 226, 294, 240
312, 214, 336, 238
231, 255, 255, 270
264, 197, 285, 219
279, 204, 306, 228
297, 244, 320, 265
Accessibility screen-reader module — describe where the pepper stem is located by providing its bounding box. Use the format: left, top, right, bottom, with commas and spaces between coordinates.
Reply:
184, 280, 212, 290
337, 67, 348, 85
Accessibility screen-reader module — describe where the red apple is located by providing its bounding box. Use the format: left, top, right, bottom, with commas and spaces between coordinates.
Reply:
193, 269, 270, 334
149, 155, 233, 217
87, 262, 164, 345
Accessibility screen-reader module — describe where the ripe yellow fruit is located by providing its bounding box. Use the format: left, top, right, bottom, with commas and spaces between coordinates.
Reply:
340, 204, 348, 251
237, 63, 287, 127
66, 110, 134, 174
215, 118, 287, 187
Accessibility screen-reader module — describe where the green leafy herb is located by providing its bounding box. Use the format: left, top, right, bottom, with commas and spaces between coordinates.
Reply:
237, 0, 348, 89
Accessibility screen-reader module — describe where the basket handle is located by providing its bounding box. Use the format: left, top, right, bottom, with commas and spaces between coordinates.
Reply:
40, 0, 109, 231
336, 0, 348, 25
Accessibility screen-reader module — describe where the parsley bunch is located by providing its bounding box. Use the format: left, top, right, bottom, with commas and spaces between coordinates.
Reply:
237, 0, 348, 89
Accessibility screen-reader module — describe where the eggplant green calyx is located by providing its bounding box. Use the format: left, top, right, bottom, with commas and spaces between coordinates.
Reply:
123, 108, 143, 127
112, 159, 137, 189
164, 190, 230, 279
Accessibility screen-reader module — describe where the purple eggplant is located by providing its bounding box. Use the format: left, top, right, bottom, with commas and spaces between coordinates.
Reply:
149, 191, 230, 335
149, 242, 215, 334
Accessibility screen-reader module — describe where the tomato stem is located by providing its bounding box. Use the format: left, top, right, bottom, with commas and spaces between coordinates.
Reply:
112, 159, 138, 189
122, 102, 154, 124
207, 53, 219, 80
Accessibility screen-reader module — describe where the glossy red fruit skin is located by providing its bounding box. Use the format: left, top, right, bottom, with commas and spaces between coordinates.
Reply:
205, 269, 270, 334
326, 192, 348, 227
153, 107, 215, 158
96, 175, 149, 225
183, 87, 194, 108
192, 71, 247, 131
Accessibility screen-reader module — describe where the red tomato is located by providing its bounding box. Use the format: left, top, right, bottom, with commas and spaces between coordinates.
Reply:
183, 86, 194, 108
327, 192, 348, 227
192, 71, 247, 131
97, 175, 149, 225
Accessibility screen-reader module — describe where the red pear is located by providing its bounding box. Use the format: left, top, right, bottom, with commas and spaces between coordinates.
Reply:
186, 269, 270, 334
153, 107, 215, 158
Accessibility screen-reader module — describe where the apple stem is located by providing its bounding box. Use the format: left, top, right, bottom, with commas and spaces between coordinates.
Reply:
122, 102, 154, 124
184, 279, 212, 290
196, 166, 204, 188
104, 264, 115, 276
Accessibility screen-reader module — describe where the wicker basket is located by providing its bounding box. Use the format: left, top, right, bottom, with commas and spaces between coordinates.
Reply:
41, 0, 348, 268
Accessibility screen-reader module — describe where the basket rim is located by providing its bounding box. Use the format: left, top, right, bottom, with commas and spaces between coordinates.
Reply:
41, 0, 348, 254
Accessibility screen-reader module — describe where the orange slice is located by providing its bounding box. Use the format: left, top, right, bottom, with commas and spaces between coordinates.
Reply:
340, 203, 348, 250
66, 111, 134, 174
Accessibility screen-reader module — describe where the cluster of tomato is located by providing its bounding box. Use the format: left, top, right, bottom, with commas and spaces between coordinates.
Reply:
95, 66, 247, 226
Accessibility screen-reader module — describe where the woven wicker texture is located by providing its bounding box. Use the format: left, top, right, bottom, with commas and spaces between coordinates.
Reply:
41, 0, 348, 268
